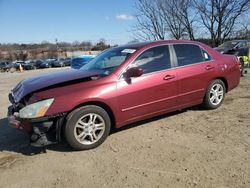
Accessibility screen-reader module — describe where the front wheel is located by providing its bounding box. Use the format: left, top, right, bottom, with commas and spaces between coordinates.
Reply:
64, 105, 111, 150
203, 79, 226, 110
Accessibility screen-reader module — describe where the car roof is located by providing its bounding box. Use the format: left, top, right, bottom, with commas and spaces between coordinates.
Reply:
118, 40, 206, 49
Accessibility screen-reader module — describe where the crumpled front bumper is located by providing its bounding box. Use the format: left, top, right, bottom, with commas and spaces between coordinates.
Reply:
8, 106, 33, 132
8, 105, 66, 147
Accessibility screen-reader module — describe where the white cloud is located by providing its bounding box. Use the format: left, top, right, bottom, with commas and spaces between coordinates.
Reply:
116, 14, 134, 21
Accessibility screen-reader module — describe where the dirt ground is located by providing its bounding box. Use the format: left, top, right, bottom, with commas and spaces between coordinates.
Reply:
0, 68, 249, 188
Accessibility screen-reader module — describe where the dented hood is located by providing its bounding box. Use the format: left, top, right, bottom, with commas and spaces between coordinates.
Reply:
11, 68, 99, 103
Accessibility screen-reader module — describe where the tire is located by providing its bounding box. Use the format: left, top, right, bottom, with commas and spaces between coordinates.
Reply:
240, 59, 247, 77
10, 67, 16, 73
241, 67, 247, 77
203, 79, 226, 110
240, 68, 247, 77
64, 105, 111, 150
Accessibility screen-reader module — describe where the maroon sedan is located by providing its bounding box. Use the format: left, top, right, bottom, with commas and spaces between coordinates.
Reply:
8, 40, 240, 150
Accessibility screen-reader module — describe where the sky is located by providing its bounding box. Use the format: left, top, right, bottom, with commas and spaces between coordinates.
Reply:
0, 0, 136, 45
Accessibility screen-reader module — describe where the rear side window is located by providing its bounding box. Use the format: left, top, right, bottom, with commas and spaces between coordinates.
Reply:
132, 45, 171, 74
174, 44, 204, 66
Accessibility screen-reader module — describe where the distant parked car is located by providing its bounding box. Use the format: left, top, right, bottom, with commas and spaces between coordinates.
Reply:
39, 60, 52, 68
15, 60, 24, 65
34, 60, 45, 68
34, 60, 53, 69
51, 58, 70, 67
51, 59, 64, 67
214, 40, 250, 56
61, 57, 72, 66
214, 40, 250, 77
71, 55, 95, 69
13, 61, 24, 70
9, 62, 17, 69
21, 60, 36, 70
0, 62, 11, 72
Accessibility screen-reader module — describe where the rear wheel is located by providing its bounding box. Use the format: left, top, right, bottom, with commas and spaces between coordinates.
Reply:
241, 68, 248, 77
64, 105, 111, 150
240, 59, 247, 77
203, 79, 225, 110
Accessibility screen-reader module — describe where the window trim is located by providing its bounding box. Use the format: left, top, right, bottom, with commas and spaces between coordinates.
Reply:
118, 44, 175, 80
201, 49, 212, 61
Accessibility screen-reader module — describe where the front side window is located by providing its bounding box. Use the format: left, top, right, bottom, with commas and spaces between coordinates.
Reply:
174, 44, 204, 66
131, 45, 171, 74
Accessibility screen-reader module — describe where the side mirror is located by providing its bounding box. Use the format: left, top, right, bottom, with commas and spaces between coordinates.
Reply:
124, 67, 143, 78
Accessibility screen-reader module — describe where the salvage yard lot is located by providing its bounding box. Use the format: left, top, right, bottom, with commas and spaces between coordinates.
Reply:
0, 68, 249, 188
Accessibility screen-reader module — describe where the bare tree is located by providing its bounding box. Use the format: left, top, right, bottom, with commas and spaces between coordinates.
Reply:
133, 0, 168, 40
234, 15, 250, 39
13, 50, 28, 61
127, 39, 140, 44
91, 38, 110, 51
0, 41, 99, 61
173, 0, 197, 40
195, 0, 250, 46
133, 0, 197, 40
158, 0, 186, 39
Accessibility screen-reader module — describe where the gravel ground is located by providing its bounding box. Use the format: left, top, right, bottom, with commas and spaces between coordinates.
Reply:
0, 68, 249, 188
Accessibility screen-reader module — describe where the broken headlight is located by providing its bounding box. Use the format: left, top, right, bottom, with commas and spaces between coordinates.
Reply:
19, 98, 54, 119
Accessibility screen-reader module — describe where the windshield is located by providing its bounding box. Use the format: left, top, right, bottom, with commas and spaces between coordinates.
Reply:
80, 47, 137, 75
219, 41, 239, 48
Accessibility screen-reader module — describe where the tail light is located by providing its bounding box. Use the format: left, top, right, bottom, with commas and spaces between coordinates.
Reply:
235, 56, 241, 69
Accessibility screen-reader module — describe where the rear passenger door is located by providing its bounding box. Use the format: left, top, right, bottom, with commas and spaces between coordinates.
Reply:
173, 44, 218, 106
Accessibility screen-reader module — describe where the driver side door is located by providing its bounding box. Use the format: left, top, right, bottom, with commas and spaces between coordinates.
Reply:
116, 45, 178, 126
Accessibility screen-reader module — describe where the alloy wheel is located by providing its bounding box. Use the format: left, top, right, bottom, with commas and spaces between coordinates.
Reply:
209, 83, 224, 105
74, 113, 105, 145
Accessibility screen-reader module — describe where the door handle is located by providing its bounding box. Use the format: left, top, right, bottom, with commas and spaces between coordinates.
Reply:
206, 65, 214, 70
163, 75, 175, 80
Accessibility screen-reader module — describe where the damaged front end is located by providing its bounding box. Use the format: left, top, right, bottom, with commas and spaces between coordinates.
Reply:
7, 68, 103, 147
8, 92, 66, 147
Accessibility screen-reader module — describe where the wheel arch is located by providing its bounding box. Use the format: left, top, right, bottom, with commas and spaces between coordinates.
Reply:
69, 101, 116, 130
214, 77, 228, 92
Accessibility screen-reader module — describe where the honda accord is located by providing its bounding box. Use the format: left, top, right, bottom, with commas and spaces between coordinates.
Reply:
8, 40, 240, 150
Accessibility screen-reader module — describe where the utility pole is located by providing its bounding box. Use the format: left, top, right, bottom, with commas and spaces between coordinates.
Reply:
55, 38, 59, 59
